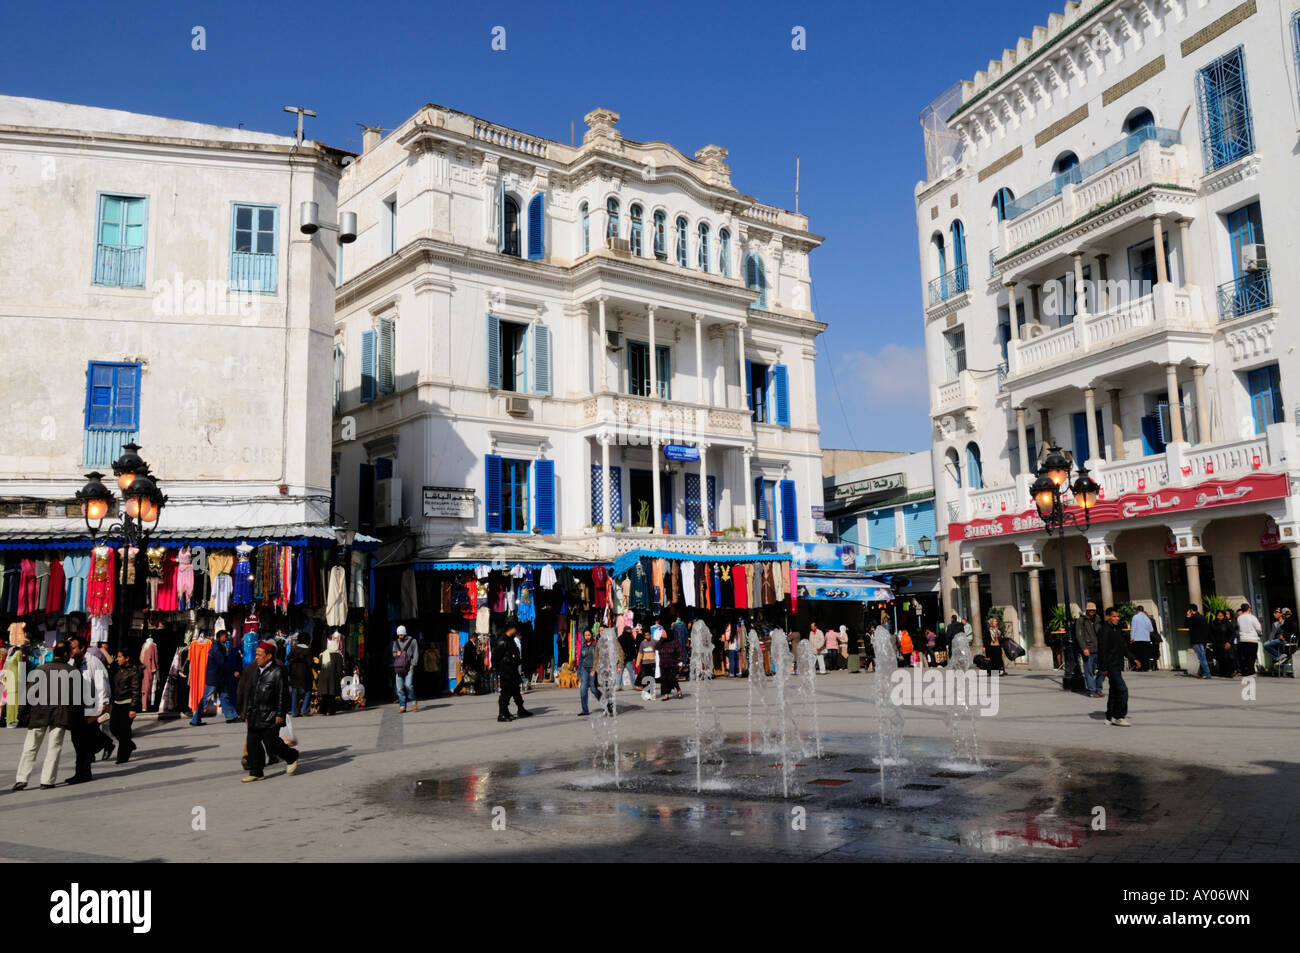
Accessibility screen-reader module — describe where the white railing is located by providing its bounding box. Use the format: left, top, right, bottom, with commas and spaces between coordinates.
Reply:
585, 533, 761, 559
1016, 322, 1080, 371
473, 121, 547, 157
967, 483, 1023, 519
1082, 293, 1155, 349
743, 204, 779, 224
583, 394, 752, 438
1182, 435, 1270, 481
1095, 456, 1171, 499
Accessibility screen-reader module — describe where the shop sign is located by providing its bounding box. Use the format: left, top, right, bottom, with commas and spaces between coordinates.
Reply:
810, 505, 824, 519
1262, 517, 1282, 550
814, 519, 834, 535
1163, 531, 1178, 558
663, 444, 699, 462
783, 542, 856, 570
422, 487, 475, 519
830, 473, 904, 500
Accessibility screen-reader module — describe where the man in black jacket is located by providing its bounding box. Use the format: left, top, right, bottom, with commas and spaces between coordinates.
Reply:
242, 641, 299, 782
494, 629, 531, 722
13, 642, 78, 790
1075, 602, 1104, 698
1186, 605, 1212, 679
1098, 607, 1141, 726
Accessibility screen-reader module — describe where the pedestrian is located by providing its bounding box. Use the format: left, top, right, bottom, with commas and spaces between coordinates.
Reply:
1075, 602, 1104, 697
617, 626, 637, 691
108, 647, 141, 765
66, 635, 109, 785
391, 624, 419, 713
1186, 604, 1212, 679
576, 629, 602, 717
455, 637, 482, 695
671, 615, 688, 681
985, 617, 1006, 675
722, 623, 739, 676
1099, 605, 1141, 726
635, 626, 656, 689
1264, 608, 1296, 668
825, 624, 842, 671
495, 628, 532, 722
317, 632, 345, 715
810, 622, 827, 674
1235, 603, 1262, 676
287, 633, 314, 717
241, 641, 300, 782
12, 640, 76, 790
1128, 606, 1155, 671
657, 625, 682, 700
190, 632, 222, 726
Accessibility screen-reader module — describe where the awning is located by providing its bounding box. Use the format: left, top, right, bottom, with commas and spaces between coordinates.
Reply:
411, 559, 604, 572
0, 524, 380, 551
796, 570, 893, 603
611, 548, 791, 579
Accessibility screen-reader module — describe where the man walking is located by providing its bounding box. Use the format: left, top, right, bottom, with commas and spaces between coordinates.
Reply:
391, 625, 418, 714
810, 622, 827, 674
191, 631, 226, 726
1128, 606, 1155, 671
495, 628, 532, 722
1099, 606, 1141, 726
1236, 603, 1262, 677
576, 629, 601, 717
241, 641, 299, 782
66, 636, 109, 784
13, 641, 77, 790
1075, 602, 1103, 697
1186, 604, 1212, 679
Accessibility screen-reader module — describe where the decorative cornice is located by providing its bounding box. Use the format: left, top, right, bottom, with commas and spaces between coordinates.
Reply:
1201, 152, 1261, 195
925, 292, 971, 323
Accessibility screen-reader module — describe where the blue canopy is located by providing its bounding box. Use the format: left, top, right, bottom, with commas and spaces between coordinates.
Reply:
795, 570, 893, 603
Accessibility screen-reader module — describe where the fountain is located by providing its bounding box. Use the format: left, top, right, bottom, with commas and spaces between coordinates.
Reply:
795, 640, 823, 759
687, 619, 725, 791
745, 625, 772, 755
945, 632, 981, 768
767, 628, 796, 798
871, 625, 905, 804
594, 627, 621, 786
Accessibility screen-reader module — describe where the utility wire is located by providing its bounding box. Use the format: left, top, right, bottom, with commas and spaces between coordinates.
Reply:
809, 279, 861, 452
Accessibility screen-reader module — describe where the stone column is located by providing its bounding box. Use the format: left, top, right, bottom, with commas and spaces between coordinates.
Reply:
1038, 409, 1051, 456
743, 448, 755, 534
651, 439, 663, 534
1072, 252, 1090, 320
1084, 386, 1100, 463
736, 323, 747, 413
1185, 553, 1203, 611
1028, 568, 1045, 649
1152, 217, 1168, 286
1098, 561, 1114, 611
1096, 253, 1110, 311
694, 313, 704, 404
1165, 362, 1185, 444
1005, 282, 1020, 341
1192, 364, 1210, 445
600, 432, 612, 528
968, 574, 984, 652
699, 443, 710, 535
597, 296, 609, 391
1109, 388, 1125, 461
1016, 407, 1030, 475
1177, 218, 1193, 287
648, 305, 658, 399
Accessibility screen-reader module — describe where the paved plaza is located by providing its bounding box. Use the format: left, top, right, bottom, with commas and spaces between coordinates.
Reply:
1, 669, 1296, 863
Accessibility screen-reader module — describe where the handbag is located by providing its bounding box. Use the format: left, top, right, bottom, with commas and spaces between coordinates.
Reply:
1002, 637, 1025, 661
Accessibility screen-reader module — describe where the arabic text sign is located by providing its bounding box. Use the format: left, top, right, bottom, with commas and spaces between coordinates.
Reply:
422, 487, 476, 519
830, 473, 905, 500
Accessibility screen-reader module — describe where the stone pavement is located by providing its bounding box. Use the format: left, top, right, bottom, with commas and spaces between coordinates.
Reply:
0, 668, 1295, 862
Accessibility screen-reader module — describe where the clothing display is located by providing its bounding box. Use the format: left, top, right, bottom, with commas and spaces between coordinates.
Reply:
326, 565, 347, 626
175, 546, 194, 609
232, 552, 253, 605
86, 547, 116, 617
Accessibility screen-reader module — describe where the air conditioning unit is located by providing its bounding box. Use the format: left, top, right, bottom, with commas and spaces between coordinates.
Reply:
504, 394, 532, 418
606, 330, 624, 352
608, 237, 630, 256
752, 518, 766, 535
374, 477, 402, 527
1241, 244, 1267, 273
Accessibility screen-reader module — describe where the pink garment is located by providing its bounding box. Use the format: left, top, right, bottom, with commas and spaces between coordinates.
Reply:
16, 559, 38, 616
140, 640, 159, 710
175, 547, 194, 609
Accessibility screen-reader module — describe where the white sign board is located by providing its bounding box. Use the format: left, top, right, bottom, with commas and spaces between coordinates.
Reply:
423, 487, 476, 519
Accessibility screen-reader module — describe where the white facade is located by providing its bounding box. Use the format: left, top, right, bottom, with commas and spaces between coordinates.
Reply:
332, 105, 826, 561
824, 451, 939, 570
0, 95, 343, 534
915, 0, 1300, 660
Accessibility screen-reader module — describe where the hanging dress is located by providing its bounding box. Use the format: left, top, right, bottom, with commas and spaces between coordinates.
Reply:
232, 552, 254, 606
85, 547, 116, 617
159, 645, 186, 713
157, 551, 179, 612
175, 546, 194, 610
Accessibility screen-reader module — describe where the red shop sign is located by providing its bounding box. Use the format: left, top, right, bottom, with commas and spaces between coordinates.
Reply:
1262, 517, 1282, 551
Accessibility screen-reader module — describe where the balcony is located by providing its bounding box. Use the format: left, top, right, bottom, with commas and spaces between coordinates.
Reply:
583, 531, 761, 560
230, 251, 278, 294
93, 243, 145, 288
927, 263, 969, 308
582, 392, 753, 440
996, 129, 1193, 264
932, 369, 978, 419
1217, 270, 1272, 322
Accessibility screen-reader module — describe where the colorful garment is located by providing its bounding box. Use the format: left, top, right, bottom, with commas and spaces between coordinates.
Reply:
16, 559, 39, 616
175, 546, 194, 609
45, 558, 66, 614
157, 551, 179, 611
86, 547, 116, 617
63, 554, 89, 614
232, 554, 253, 605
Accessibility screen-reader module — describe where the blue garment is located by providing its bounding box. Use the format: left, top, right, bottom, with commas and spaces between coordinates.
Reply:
578, 666, 602, 714
712, 566, 722, 608
294, 548, 308, 605
1082, 652, 1102, 694
232, 556, 253, 605
219, 687, 239, 720
1194, 642, 1213, 676
518, 570, 536, 624
242, 632, 257, 667
1129, 611, 1153, 642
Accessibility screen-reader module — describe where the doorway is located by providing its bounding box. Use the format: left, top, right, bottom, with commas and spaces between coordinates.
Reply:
1150, 556, 1216, 670
1242, 550, 1295, 622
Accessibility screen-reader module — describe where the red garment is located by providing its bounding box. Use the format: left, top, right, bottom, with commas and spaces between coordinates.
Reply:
732, 563, 747, 609
156, 553, 178, 611
704, 563, 712, 610
789, 567, 798, 613
16, 559, 39, 616
462, 578, 477, 620
45, 558, 66, 614
86, 548, 116, 616
592, 566, 607, 609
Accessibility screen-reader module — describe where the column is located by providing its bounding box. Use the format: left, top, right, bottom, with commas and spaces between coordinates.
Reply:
1005, 283, 1020, 341
1152, 217, 1168, 286
698, 443, 709, 535
1083, 386, 1099, 463
694, 313, 704, 404
1072, 252, 1089, 319
651, 439, 662, 534
1165, 362, 1185, 444
647, 305, 658, 400
597, 296, 608, 391
967, 574, 984, 652
1184, 553, 1203, 611
1177, 218, 1193, 287
736, 323, 747, 412
1096, 253, 1110, 311
600, 432, 612, 528
1192, 364, 1210, 445
1028, 568, 1045, 649
1098, 561, 1114, 612
1016, 407, 1030, 475
1038, 409, 1051, 455
1108, 388, 1125, 461
742, 448, 755, 534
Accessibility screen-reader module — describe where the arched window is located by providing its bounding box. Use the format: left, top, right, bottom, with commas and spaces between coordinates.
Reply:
992, 187, 1016, 222
697, 223, 710, 272
675, 216, 689, 267
744, 253, 766, 309
718, 228, 731, 276
950, 219, 967, 280
1053, 151, 1080, 183
946, 447, 962, 491
965, 443, 983, 490
502, 196, 521, 257
606, 198, 620, 244
580, 202, 589, 254
653, 210, 667, 260
629, 204, 644, 257
931, 232, 947, 278
1123, 107, 1155, 136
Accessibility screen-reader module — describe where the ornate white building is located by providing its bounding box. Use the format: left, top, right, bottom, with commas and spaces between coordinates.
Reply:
916, 0, 1300, 665
332, 105, 826, 564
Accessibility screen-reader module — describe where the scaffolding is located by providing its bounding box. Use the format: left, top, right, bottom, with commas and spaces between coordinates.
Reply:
920, 83, 966, 182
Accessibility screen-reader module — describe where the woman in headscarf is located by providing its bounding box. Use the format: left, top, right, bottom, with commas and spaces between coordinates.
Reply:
317, 631, 345, 716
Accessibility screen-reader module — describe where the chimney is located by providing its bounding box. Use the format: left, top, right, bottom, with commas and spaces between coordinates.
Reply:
362, 127, 383, 154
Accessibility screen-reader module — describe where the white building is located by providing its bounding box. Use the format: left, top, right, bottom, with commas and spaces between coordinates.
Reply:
332, 105, 826, 565
916, 0, 1300, 665
0, 95, 344, 541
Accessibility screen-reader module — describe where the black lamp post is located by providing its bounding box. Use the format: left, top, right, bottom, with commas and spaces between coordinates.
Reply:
74, 443, 167, 651
917, 535, 932, 557
1028, 446, 1100, 691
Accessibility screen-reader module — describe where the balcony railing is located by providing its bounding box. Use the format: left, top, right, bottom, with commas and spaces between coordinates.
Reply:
1005, 127, 1180, 221
93, 243, 145, 288
927, 262, 969, 307
1217, 270, 1272, 321
230, 251, 278, 294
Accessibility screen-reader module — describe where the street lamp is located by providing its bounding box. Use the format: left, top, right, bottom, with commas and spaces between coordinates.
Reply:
1030, 446, 1100, 691
74, 444, 167, 650
917, 535, 932, 557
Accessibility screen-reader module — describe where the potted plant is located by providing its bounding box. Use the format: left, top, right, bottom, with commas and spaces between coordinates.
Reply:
721, 526, 745, 539
612, 521, 626, 532
583, 524, 603, 536
1203, 594, 1232, 617
632, 500, 653, 534
1048, 604, 1070, 635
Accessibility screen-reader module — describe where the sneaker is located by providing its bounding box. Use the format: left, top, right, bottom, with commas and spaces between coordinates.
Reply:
11, 782, 25, 791
39, 784, 54, 790
397, 708, 406, 714
1105, 717, 1117, 726
1113, 717, 1132, 727
241, 775, 263, 783
412, 704, 419, 712
286, 759, 299, 775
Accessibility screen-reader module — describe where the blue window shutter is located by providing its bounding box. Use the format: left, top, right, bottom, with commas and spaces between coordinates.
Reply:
533, 323, 552, 395
745, 361, 754, 411
867, 510, 895, 553
534, 459, 555, 533
486, 313, 501, 389
485, 455, 503, 532
780, 479, 798, 542
773, 364, 790, 426
685, 473, 700, 535
360, 330, 376, 402
590, 463, 602, 524
707, 476, 716, 533
610, 465, 623, 525
903, 501, 937, 550
527, 193, 545, 260
378, 317, 395, 396
113, 364, 140, 430
86, 363, 114, 428
755, 477, 766, 520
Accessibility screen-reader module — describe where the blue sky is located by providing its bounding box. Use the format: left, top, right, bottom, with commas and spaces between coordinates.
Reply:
1, 0, 1057, 452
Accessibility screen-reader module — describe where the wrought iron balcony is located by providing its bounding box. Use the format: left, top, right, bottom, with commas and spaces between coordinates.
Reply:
93, 243, 145, 288
927, 262, 969, 307
1217, 270, 1272, 321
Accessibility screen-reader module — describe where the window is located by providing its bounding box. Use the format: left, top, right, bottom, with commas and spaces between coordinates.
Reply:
747, 361, 769, 423
779, 479, 798, 542
333, 344, 343, 413
580, 202, 590, 254
1127, 235, 1171, 289
744, 253, 766, 308
383, 196, 397, 255
231, 203, 278, 293
675, 217, 688, 267
629, 204, 643, 257
1053, 151, 1080, 177
772, 364, 790, 426
527, 193, 545, 260
1141, 392, 1171, 456
697, 223, 710, 272
502, 196, 521, 257
499, 321, 528, 393
486, 316, 550, 394
1047, 266, 1092, 325
93, 194, 147, 288
377, 317, 395, 397
1221, 202, 1270, 319
944, 327, 966, 379
591, 463, 623, 525
1122, 108, 1155, 135
84, 362, 141, 467
1228, 202, 1265, 277
656, 345, 671, 400
949, 219, 968, 291
653, 210, 667, 260
755, 478, 778, 540
992, 188, 1015, 223
965, 443, 983, 490
627, 341, 668, 398
685, 473, 717, 535
1072, 410, 1105, 465
606, 198, 620, 244
946, 448, 962, 490
718, 228, 731, 276
361, 330, 376, 402
1010, 426, 1037, 478
1197, 46, 1253, 171
486, 457, 530, 533
1248, 365, 1283, 434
